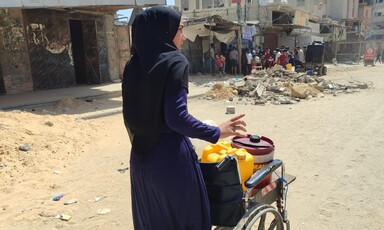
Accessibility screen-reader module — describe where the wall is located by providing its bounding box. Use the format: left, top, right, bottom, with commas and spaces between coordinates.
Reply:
0, 8, 132, 94
22, 9, 111, 90
328, 1, 346, 20
23, 9, 76, 90
116, 25, 131, 79
95, 19, 110, 84
104, 14, 119, 81
0, 9, 33, 94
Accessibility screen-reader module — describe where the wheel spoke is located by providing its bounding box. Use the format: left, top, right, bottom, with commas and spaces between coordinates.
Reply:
236, 205, 284, 230
257, 214, 266, 230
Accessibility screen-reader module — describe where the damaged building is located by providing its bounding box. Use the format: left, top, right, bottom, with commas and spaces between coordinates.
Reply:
177, 0, 378, 72
0, 0, 165, 95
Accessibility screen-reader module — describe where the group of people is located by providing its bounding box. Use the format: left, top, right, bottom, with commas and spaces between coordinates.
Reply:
208, 44, 308, 76
253, 45, 306, 71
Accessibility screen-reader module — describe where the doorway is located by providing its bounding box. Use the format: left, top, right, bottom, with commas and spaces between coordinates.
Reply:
0, 64, 6, 95
69, 20, 87, 84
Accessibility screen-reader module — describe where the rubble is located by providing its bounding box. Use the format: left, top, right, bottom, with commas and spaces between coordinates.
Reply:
202, 67, 373, 105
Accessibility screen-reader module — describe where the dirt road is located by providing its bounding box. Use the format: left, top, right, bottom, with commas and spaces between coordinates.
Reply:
0, 64, 383, 229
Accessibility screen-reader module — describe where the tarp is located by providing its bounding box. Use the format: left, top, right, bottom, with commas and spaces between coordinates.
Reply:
184, 24, 236, 44
184, 24, 210, 42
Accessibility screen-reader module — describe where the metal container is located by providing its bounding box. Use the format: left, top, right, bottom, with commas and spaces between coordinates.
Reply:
231, 134, 275, 188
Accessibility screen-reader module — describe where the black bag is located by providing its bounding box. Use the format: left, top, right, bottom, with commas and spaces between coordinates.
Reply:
200, 155, 244, 227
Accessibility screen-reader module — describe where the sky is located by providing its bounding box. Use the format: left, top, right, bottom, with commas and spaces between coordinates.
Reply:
117, 0, 175, 21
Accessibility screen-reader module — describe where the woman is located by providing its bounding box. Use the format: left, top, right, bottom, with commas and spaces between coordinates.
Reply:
122, 6, 246, 230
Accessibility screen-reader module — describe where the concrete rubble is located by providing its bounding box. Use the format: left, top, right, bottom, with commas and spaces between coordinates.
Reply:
202, 66, 372, 105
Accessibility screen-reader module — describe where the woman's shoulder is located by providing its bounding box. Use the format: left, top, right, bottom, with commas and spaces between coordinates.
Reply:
160, 51, 188, 64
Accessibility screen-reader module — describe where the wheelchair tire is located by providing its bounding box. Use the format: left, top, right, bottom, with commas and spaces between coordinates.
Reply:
235, 204, 284, 230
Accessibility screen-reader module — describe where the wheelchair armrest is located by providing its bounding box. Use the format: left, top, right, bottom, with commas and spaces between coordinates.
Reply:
245, 159, 283, 188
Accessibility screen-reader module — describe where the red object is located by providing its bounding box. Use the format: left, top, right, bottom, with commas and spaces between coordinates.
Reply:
231, 134, 275, 189
364, 48, 375, 61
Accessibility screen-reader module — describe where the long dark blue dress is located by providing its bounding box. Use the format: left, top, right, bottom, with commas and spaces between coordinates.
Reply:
130, 88, 220, 230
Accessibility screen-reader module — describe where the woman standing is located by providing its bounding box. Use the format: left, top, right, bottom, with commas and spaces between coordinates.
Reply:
122, 6, 246, 230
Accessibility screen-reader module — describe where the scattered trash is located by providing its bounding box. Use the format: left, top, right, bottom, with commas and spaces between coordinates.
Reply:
0, 162, 8, 168
37, 211, 55, 218
64, 199, 78, 205
53, 170, 61, 175
75, 117, 86, 122
0, 125, 10, 130
117, 167, 129, 173
97, 208, 111, 215
52, 193, 66, 201
18, 144, 32, 151
88, 196, 106, 203
56, 213, 72, 221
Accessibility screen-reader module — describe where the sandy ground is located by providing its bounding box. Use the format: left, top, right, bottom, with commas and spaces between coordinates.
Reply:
0, 63, 384, 230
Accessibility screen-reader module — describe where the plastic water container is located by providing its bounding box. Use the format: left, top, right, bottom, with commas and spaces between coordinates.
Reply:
201, 142, 253, 191
285, 63, 292, 71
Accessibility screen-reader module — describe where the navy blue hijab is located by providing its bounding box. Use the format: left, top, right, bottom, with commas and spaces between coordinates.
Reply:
122, 6, 188, 161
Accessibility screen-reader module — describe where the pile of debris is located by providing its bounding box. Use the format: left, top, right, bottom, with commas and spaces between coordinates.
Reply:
203, 65, 372, 105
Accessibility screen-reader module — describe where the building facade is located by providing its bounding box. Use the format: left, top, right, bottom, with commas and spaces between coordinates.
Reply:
371, 0, 384, 50
0, 0, 165, 95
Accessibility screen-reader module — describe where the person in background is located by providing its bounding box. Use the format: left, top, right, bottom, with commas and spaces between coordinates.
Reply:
210, 43, 216, 75
375, 49, 382, 64
274, 48, 281, 66
302, 46, 307, 65
122, 6, 247, 230
245, 48, 253, 75
279, 49, 287, 69
220, 53, 226, 74
381, 50, 384, 64
285, 46, 291, 58
229, 46, 239, 75
263, 48, 273, 69
214, 54, 225, 76
295, 46, 305, 67
288, 54, 295, 67
257, 46, 264, 57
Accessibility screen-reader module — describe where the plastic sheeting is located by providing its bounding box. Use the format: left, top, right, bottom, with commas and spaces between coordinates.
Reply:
184, 24, 236, 44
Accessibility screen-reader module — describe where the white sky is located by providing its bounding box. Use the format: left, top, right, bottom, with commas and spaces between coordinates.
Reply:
117, 0, 175, 21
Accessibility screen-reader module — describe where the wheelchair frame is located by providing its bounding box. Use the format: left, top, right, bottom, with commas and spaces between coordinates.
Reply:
208, 155, 296, 230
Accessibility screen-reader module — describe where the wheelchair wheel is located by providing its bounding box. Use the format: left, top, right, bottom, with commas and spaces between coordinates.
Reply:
235, 204, 284, 230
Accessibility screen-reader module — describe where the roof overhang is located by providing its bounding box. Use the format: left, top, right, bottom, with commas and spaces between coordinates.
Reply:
0, 0, 166, 11
264, 24, 310, 33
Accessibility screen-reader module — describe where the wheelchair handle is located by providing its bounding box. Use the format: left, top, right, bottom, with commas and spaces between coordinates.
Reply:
215, 154, 236, 172
245, 159, 283, 188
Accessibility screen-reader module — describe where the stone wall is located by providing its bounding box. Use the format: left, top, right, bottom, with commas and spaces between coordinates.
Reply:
0, 9, 33, 94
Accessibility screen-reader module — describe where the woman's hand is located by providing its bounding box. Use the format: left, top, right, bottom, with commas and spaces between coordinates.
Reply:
218, 114, 247, 139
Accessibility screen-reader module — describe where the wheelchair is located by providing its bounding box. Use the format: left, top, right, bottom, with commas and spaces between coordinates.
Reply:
200, 155, 296, 230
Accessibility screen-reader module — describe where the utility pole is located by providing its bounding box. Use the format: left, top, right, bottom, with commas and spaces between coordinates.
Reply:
237, 0, 242, 75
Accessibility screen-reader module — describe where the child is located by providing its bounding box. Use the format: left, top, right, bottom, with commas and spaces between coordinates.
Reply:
215, 54, 225, 76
